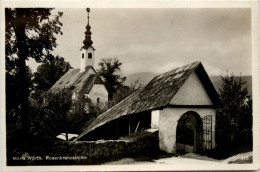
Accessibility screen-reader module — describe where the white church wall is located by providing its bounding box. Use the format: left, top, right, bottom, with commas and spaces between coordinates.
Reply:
158, 107, 216, 153
151, 110, 160, 129
170, 72, 213, 105
80, 47, 95, 72
88, 84, 108, 106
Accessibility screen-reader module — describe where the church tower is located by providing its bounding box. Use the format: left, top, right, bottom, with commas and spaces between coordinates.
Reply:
80, 8, 95, 72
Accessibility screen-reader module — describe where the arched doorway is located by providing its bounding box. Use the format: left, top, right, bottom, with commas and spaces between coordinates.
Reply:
176, 111, 202, 153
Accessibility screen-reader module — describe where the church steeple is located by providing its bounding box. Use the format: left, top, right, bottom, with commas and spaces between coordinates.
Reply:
80, 7, 95, 72
83, 8, 93, 49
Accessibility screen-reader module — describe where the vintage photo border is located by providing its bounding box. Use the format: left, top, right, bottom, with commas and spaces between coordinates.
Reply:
1, 0, 259, 171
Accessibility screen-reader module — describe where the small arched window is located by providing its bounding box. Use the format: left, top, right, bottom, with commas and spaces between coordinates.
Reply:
82, 53, 84, 59
97, 97, 100, 103
88, 53, 92, 59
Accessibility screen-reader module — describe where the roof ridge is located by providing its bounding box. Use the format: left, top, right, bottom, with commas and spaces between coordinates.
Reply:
71, 67, 93, 88
146, 61, 200, 88
164, 62, 201, 105
157, 61, 200, 77
78, 74, 97, 94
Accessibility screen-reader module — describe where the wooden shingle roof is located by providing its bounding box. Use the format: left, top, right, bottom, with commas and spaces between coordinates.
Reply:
50, 66, 104, 94
78, 74, 104, 94
75, 61, 220, 141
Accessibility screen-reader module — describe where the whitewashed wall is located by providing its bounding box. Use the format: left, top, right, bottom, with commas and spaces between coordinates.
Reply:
89, 84, 108, 105
151, 110, 160, 129
170, 72, 213, 105
158, 107, 216, 153
80, 47, 95, 72
154, 71, 216, 153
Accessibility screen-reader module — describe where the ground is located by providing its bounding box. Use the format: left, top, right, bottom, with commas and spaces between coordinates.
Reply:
103, 151, 253, 165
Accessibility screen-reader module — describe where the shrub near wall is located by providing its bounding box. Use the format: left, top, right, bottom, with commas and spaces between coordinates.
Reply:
49, 131, 159, 164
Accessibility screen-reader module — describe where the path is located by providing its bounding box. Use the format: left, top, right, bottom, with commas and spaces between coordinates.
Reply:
103, 151, 253, 165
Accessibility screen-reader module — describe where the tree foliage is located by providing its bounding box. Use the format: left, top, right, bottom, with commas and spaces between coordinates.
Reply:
6, 66, 33, 113
29, 89, 72, 139
66, 95, 100, 134
5, 8, 63, 137
6, 66, 34, 139
109, 80, 142, 107
97, 57, 126, 100
216, 73, 252, 156
6, 8, 63, 63
33, 55, 72, 91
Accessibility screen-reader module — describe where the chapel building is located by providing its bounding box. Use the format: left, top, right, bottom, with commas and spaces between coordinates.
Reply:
75, 62, 221, 154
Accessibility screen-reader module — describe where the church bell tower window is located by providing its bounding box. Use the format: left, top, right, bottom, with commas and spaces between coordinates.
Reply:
88, 53, 92, 59
82, 53, 84, 59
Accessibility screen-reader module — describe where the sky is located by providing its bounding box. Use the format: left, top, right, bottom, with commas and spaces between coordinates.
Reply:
28, 8, 252, 76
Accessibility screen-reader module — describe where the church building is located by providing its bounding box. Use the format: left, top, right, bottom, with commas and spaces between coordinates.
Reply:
50, 8, 108, 109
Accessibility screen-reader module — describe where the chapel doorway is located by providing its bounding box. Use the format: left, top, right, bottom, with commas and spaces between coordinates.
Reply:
176, 111, 203, 153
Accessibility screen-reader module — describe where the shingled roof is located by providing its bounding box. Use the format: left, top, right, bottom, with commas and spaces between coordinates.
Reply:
74, 61, 220, 141
50, 66, 104, 94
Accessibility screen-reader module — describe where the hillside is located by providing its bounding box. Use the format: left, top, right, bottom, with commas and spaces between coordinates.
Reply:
124, 72, 157, 87
125, 72, 252, 96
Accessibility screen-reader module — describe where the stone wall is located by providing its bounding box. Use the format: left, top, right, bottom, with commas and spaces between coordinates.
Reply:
8, 132, 159, 165
50, 132, 159, 164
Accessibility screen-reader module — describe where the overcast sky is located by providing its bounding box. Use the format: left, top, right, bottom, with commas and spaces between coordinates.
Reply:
28, 8, 251, 76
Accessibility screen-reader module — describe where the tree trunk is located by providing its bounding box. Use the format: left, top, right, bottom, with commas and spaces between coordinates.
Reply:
14, 9, 30, 140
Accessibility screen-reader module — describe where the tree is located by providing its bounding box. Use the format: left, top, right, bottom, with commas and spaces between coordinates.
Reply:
97, 57, 126, 100
6, 67, 34, 139
66, 95, 99, 134
109, 79, 142, 107
5, 8, 63, 137
33, 55, 72, 91
216, 73, 252, 156
6, 66, 33, 114
29, 89, 72, 139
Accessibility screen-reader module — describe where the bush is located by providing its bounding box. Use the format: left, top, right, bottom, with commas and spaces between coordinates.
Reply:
29, 89, 72, 139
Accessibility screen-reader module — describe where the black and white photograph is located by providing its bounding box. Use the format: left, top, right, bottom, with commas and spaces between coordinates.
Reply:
1, 1, 260, 171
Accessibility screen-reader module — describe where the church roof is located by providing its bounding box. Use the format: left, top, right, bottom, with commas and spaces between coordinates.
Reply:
78, 74, 104, 94
50, 66, 104, 94
75, 61, 221, 141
